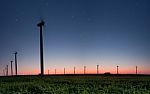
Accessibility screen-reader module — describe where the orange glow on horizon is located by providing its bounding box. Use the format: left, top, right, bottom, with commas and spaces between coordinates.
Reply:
17, 67, 150, 75
12, 59, 150, 75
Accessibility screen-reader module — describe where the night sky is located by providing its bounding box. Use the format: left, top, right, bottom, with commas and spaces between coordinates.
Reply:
0, 0, 150, 75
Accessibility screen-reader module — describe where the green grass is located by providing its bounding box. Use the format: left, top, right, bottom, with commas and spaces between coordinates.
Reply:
0, 75, 150, 94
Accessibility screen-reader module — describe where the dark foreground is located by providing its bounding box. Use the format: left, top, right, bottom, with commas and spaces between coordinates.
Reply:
0, 74, 150, 94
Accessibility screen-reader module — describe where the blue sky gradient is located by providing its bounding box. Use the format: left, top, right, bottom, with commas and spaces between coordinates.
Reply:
0, 0, 150, 75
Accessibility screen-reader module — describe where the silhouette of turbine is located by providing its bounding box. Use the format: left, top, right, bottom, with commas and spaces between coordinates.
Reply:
11, 61, 13, 76
14, 52, 18, 75
117, 66, 119, 74
136, 66, 137, 75
37, 20, 45, 75
97, 65, 99, 74
48, 69, 49, 75
74, 66, 75, 74
55, 69, 56, 74
84, 66, 86, 74
6, 65, 8, 76
3, 69, 5, 76
64, 68, 65, 74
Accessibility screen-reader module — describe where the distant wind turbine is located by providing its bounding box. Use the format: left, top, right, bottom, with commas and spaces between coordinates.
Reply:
84, 66, 86, 74
117, 66, 119, 74
97, 65, 99, 74
55, 69, 56, 74
136, 66, 138, 75
64, 68, 65, 74
48, 69, 49, 75
11, 61, 13, 76
6, 65, 8, 76
74, 67, 76, 74
3, 69, 5, 76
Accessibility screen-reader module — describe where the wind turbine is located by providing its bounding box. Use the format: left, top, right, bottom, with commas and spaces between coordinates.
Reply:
117, 66, 119, 74
48, 69, 49, 75
74, 66, 76, 74
37, 20, 45, 75
11, 61, 13, 76
3, 69, 5, 76
55, 69, 56, 74
64, 68, 65, 74
136, 66, 137, 75
6, 65, 8, 76
97, 65, 99, 74
14, 52, 18, 75
84, 66, 86, 74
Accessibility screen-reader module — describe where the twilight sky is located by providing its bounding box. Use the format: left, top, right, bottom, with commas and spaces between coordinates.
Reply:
0, 0, 150, 75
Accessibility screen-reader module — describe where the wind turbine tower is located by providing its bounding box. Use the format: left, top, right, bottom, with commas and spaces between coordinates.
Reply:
97, 65, 99, 74
64, 68, 65, 74
55, 69, 56, 74
117, 66, 119, 74
136, 66, 137, 74
14, 52, 18, 75
84, 66, 86, 74
74, 67, 75, 74
48, 69, 49, 75
3, 69, 5, 76
6, 65, 8, 76
11, 61, 13, 76
37, 20, 45, 75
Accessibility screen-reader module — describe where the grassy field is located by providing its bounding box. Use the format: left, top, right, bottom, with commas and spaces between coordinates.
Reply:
0, 75, 150, 94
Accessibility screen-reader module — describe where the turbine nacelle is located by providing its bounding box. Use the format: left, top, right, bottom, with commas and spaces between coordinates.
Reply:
37, 20, 45, 27
14, 52, 18, 55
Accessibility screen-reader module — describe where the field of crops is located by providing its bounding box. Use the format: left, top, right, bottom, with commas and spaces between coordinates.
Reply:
0, 75, 150, 94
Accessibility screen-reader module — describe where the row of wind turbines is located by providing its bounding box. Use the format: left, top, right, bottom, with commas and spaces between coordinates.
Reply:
2, 20, 138, 76
47, 65, 138, 75
3, 63, 138, 76
2, 20, 44, 76
3, 52, 18, 76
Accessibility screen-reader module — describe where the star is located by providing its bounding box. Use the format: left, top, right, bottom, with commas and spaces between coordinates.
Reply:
15, 18, 19, 22
72, 16, 75, 19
